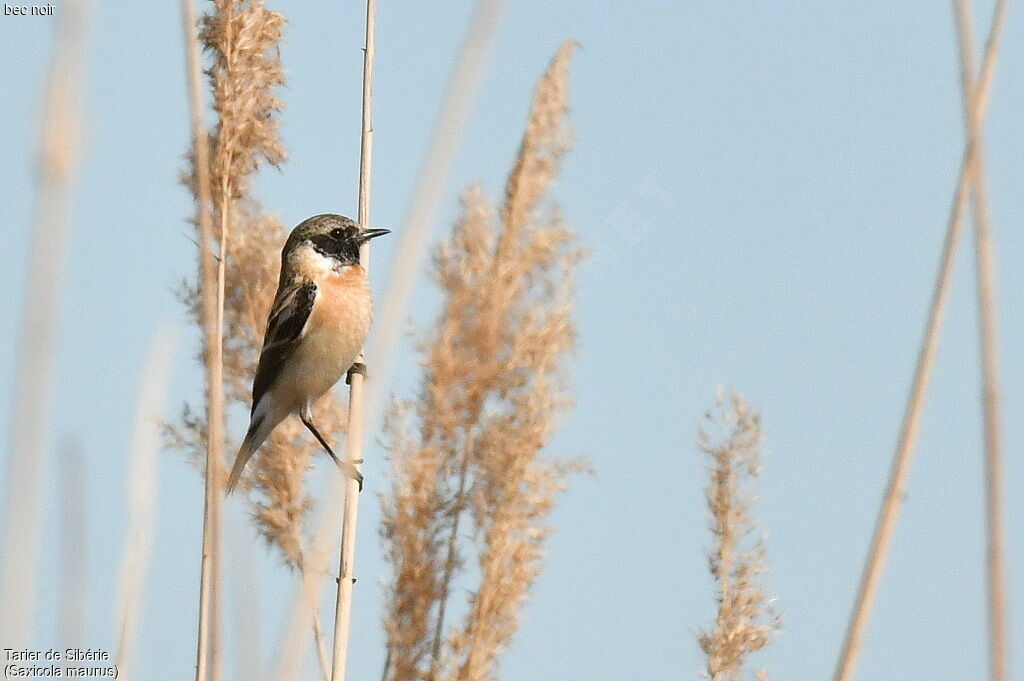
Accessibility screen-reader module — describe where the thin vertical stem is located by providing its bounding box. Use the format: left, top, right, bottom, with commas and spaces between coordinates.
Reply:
180, 0, 224, 678
0, 0, 88, 650
59, 437, 88, 649
973, 104, 1010, 681
953, 3, 1010, 680
330, 2, 377, 680
115, 323, 177, 681
429, 458, 470, 672
297, 541, 332, 681
974, 130, 1009, 681
832, 3, 1008, 680
210, 163, 231, 681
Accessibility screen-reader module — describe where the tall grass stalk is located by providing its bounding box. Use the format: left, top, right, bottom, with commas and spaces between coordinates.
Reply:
177, 0, 290, 677
59, 437, 87, 649
953, 3, 1010, 679
115, 323, 178, 681
831, 3, 1008, 679
177, 0, 330, 581
329, 3, 379, 680
0, 0, 89, 649
180, 0, 224, 677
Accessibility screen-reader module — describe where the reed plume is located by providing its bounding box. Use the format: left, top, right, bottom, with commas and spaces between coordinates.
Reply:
380, 42, 582, 681
697, 390, 778, 681
176, 0, 343, 676
174, 0, 340, 570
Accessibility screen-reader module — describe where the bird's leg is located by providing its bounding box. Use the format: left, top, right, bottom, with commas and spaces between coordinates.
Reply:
300, 411, 363, 492
345, 362, 367, 385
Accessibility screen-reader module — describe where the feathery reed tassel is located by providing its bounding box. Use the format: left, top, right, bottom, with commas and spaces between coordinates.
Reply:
380, 43, 582, 681
176, 1, 321, 675
0, 0, 89, 649
697, 390, 778, 681
831, 3, 1008, 679
330, 4, 379, 680
174, 0, 337, 575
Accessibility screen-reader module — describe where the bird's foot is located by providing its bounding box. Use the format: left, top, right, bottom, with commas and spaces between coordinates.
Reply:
346, 362, 367, 385
336, 460, 364, 492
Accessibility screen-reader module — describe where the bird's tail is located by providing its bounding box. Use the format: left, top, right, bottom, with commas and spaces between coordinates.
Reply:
226, 400, 284, 494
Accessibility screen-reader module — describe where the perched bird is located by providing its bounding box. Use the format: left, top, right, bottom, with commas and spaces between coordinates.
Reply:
226, 214, 389, 493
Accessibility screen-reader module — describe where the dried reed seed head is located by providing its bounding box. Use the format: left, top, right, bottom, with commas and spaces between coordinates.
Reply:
501, 42, 574, 241
697, 390, 778, 681
201, 0, 286, 202
385, 59, 581, 681
380, 404, 451, 681
382, 44, 582, 681
173, 0, 343, 569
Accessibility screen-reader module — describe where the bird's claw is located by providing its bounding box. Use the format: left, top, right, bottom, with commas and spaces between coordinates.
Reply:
346, 362, 367, 385
338, 460, 364, 492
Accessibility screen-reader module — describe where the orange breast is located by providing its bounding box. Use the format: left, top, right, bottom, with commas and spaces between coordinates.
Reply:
312, 265, 372, 331
273, 265, 373, 409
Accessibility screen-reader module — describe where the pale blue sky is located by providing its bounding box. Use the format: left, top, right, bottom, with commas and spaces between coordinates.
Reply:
2, 2, 1023, 680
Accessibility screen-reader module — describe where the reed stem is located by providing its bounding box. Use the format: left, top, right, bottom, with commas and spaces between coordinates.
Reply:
329, 2, 377, 680
0, 0, 88, 650
831, 3, 1008, 679
953, 3, 1010, 680
180, 0, 224, 677
115, 323, 177, 681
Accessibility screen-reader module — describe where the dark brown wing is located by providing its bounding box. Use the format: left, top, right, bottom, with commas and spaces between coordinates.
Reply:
250, 280, 317, 414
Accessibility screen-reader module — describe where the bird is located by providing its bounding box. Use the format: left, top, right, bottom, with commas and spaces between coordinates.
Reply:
226, 213, 390, 493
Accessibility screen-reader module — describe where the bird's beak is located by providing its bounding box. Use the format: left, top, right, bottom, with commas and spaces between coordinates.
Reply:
358, 228, 391, 243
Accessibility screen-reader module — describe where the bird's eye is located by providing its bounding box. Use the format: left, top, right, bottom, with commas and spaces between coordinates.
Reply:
331, 228, 344, 238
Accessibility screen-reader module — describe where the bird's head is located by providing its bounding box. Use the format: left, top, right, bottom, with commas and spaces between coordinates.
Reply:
283, 214, 390, 273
